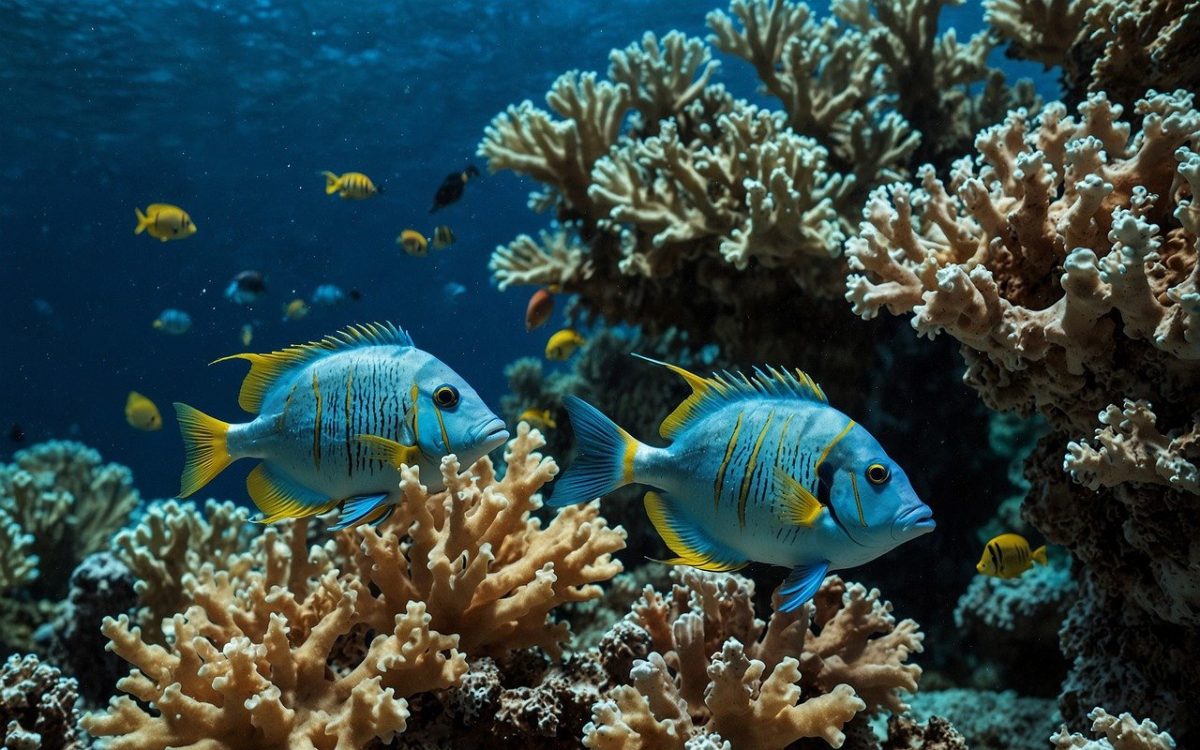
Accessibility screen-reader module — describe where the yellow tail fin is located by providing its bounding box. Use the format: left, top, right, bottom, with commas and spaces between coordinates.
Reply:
1032, 545, 1048, 566
322, 171, 340, 195
174, 403, 234, 497
134, 207, 150, 235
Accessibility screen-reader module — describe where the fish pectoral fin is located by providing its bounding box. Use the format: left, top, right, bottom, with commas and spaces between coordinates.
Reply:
247, 462, 338, 523
644, 491, 747, 573
777, 560, 831, 613
355, 434, 420, 468
331, 493, 392, 531
774, 467, 823, 528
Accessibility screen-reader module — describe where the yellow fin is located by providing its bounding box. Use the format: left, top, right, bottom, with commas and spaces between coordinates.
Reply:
246, 463, 338, 523
1032, 545, 1048, 566
773, 467, 823, 527
174, 403, 234, 498
134, 207, 149, 235
355, 434, 420, 468
322, 171, 340, 195
643, 491, 747, 572
212, 322, 413, 414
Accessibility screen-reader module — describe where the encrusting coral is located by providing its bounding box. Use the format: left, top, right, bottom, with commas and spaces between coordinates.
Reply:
0, 653, 83, 750
844, 88, 1200, 739
82, 424, 626, 749
582, 568, 923, 749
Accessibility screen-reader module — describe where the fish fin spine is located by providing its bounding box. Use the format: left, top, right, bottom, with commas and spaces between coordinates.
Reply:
644, 491, 748, 572
322, 171, 340, 195
212, 322, 414, 414
355, 434, 419, 468
174, 403, 235, 498
773, 467, 823, 527
134, 207, 149, 234
247, 462, 338, 523
330, 493, 392, 530
547, 395, 640, 507
633, 355, 828, 441
1032, 545, 1048, 566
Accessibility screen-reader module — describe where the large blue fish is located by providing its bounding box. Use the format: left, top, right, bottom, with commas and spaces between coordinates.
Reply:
548, 356, 935, 611
173, 322, 508, 529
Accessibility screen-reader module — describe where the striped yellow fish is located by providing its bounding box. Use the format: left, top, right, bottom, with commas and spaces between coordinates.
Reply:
172, 322, 507, 529
321, 171, 381, 200
976, 534, 1047, 579
548, 356, 935, 612
432, 225, 456, 249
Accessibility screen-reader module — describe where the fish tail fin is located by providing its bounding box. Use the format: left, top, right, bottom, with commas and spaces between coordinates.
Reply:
1032, 545, 1048, 566
548, 395, 641, 507
322, 171, 340, 195
134, 207, 149, 234
174, 403, 235, 497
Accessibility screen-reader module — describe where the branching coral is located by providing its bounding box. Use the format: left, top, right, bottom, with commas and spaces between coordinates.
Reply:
1051, 709, 1177, 750
111, 498, 257, 643
984, 0, 1096, 68
83, 426, 625, 748
0, 508, 37, 592
0, 441, 139, 599
1065, 399, 1200, 493
582, 569, 923, 749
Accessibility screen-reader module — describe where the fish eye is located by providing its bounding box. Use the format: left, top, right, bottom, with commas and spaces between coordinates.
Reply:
866, 463, 890, 485
433, 385, 459, 408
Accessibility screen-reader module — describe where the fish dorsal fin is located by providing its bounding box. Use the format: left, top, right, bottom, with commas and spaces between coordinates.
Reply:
634, 354, 827, 439
214, 322, 413, 414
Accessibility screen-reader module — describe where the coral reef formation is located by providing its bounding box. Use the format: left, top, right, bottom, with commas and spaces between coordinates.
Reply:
844, 85, 1200, 739
909, 688, 1060, 750
0, 653, 82, 750
83, 425, 626, 748
583, 568, 923, 749
1051, 708, 1177, 750
480, 0, 1033, 366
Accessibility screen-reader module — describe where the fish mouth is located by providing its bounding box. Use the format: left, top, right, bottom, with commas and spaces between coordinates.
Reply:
476, 419, 509, 453
892, 505, 936, 539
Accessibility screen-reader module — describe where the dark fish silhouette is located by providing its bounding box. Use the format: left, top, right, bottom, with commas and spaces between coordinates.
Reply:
430, 165, 479, 213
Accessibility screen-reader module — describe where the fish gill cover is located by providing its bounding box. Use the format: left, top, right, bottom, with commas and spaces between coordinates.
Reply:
1, 0, 1198, 749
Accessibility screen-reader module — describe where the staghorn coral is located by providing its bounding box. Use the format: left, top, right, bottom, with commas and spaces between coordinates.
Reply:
582, 569, 923, 749
985, 0, 1096, 68
110, 498, 257, 644
1051, 708, 1177, 750
1065, 399, 1200, 493
0, 654, 82, 750
334, 422, 626, 658
0, 441, 139, 600
491, 227, 593, 291
84, 426, 625, 748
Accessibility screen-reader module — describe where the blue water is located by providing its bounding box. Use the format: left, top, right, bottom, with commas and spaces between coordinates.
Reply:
0, 0, 1053, 502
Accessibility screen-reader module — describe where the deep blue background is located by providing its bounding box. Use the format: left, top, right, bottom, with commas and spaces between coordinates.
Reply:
0, 0, 1053, 502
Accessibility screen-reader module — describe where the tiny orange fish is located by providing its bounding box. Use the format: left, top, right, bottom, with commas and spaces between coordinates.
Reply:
526, 288, 554, 331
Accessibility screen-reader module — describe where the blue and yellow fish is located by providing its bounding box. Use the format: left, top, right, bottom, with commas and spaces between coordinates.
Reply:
173, 322, 508, 529
549, 357, 935, 611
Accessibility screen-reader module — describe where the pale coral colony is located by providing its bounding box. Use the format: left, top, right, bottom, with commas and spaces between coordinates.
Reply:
4, 0, 1199, 749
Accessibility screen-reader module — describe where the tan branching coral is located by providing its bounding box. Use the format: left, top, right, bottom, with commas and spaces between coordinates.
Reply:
609, 31, 721, 130
111, 499, 257, 644
491, 227, 593, 291
84, 427, 625, 748
984, 0, 1096, 67
338, 422, 626, 658
0, 509, 37, 592
1065, 399, 1200, 493
1, 654, 82, 750
583, 569, 922, 749
1051, 708, 1177, 750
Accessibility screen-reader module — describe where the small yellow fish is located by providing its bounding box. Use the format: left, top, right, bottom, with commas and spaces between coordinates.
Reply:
976, 534, 1047, 579
398, 229, 429, 257
134, 204, 196, 242
518, 408, 557, 430
545, 328, 586, 360
321, 171, 381, 200
240, 323, 254, 346
432, 225, 456, 249
283, 299, 310, 321
125, 391, 162, 431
